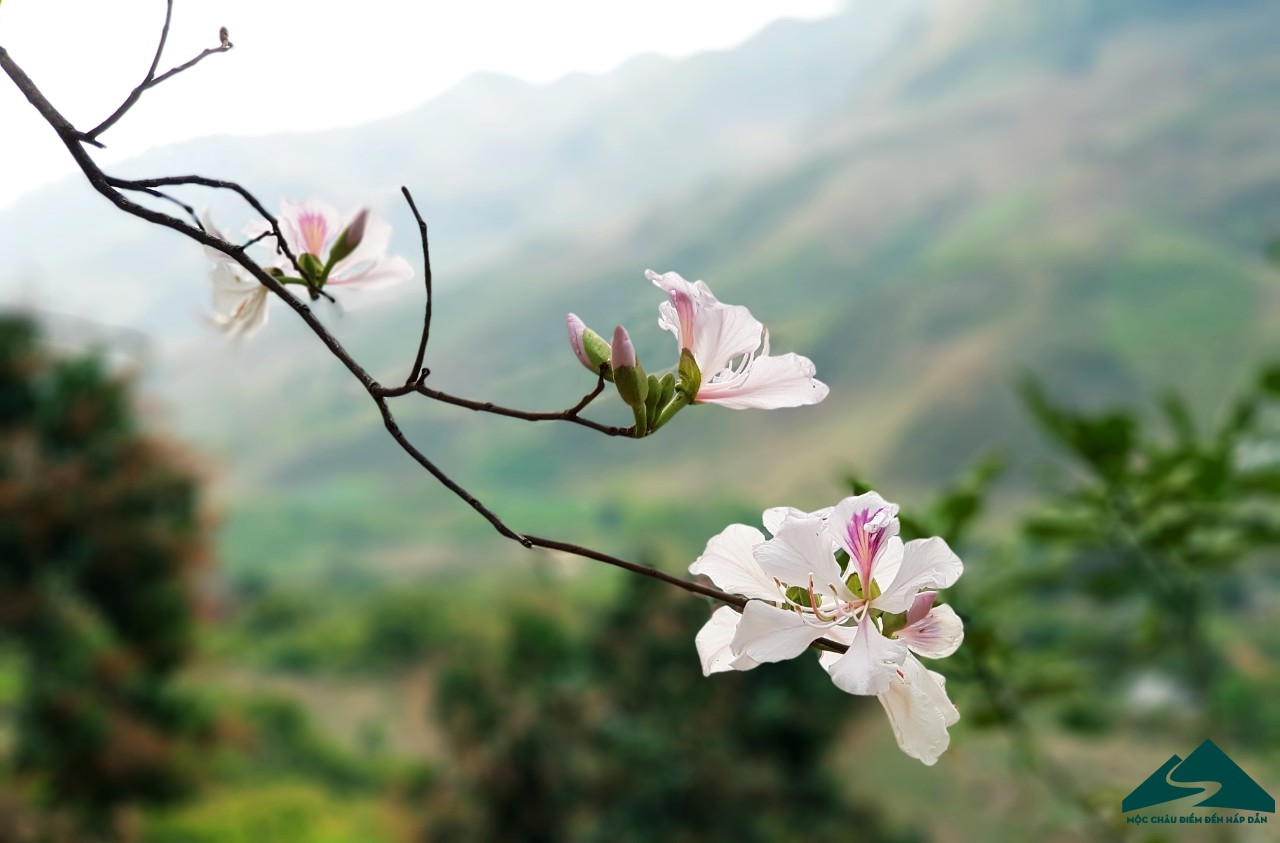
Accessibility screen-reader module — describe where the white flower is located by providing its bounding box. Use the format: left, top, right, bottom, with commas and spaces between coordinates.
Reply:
689, 493, 965, 764
646, 269, 828, 409
202, 211, 269, 338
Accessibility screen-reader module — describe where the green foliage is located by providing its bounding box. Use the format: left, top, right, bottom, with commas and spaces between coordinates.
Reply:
1017, 369, 1280, 720
0, 316, 213, 832
143, 782, 393, 843
421, 579, 923, 843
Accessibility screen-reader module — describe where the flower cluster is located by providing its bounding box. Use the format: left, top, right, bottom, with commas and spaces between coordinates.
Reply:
203, 199, 413, 337
566, 270, 828, 435
689, 492, 964, 764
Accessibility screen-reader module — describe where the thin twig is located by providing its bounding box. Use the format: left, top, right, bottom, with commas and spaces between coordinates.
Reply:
120, 183, 203, 230
401, 186, 433, 385
239, 230, 273, 250
376, 374, 627, 436
83, 0, 231, 143
107, 174, 302, 277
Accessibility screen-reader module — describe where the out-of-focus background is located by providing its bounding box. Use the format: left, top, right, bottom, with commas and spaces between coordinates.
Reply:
2, 0, 1279, 840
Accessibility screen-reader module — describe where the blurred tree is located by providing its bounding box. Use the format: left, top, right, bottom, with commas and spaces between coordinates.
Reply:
421, 576, 922, 843
1019, 369, 1280, 733
0, 315, 214, 839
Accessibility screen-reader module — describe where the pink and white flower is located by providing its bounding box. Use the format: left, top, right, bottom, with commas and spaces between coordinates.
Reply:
646, 269, 828, 410
689, 492, 964, 764
266, 199, 414, 289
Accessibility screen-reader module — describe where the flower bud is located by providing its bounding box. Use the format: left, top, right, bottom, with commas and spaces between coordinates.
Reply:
327, 208, 369, 266
611, 325, 648, 409
298, 252, 326, 286
566, 313, 613, 379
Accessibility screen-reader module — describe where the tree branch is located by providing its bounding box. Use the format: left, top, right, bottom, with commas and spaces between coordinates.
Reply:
82, 0, 232, 145
400, 186, 434, 385
376, 374, 629, 436
0, 39, 848, 664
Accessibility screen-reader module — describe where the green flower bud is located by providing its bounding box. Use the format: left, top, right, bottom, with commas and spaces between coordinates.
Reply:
612, 326, 648, 409
298, 252, 326, 286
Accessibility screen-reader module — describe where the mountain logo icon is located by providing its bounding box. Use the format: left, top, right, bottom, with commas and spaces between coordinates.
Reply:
1123, 740, 1275, 814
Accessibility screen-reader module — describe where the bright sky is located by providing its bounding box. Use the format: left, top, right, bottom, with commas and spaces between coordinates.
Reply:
0, 0, 840, 210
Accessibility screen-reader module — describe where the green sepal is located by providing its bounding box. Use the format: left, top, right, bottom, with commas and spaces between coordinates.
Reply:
650, 391, 689, 433
785, 585, 814, 609
615, 362, 648, 409
582, 328, 614, 382
298, 252, 326, 286
643, 374, 661, 428
631, 404, 649, 439
880, 610, 909, 637
676, 348, 701, 401
656, 372, 676, 414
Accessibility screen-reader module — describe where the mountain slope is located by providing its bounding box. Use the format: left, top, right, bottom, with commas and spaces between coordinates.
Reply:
5, 0, 1280, 581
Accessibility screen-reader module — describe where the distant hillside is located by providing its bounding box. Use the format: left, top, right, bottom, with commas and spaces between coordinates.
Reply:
4, 0, 1278, 582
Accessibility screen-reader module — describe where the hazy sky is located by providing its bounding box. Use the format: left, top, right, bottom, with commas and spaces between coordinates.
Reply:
0, 0, 840, 209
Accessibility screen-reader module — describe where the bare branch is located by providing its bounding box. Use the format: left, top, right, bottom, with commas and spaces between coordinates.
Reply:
83, 1, 231, 144
376, 373, 629, 436
121, 183, 203, 231
401, 186, 434, 385
106, 175, 303, 277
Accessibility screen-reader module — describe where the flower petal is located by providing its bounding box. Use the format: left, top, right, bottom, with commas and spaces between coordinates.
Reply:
762, 505, 833, 537
896, 604, 964, 659
689, 524, 778, 602
878, 655, 959, 765
753, 517, 850, 599
876, 537, 963, 614
695, 607, 759, 675
827, 614, 908, 696
329, 254, 415, 289
690, 303, 764, 376
278, 198, 341, 257
696, 352, 828, 410
730, 601, 828, 664
829, 493, 901, 587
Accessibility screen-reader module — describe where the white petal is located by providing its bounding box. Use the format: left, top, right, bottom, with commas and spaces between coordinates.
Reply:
330, 254, 415, 289
761, 505, 833, 536
878, 656, 959, 765
896, 604, 964, 659
827, 615, 908, 696
730, 601, 827, 664
688, 524, 778, 602
212, 286, 270, 338
877, 537, 963, 614
690, 303, 764, 376
697, 352, 828, 410
695, 607, 759, 675
753, 517, 850, 599
869, 537, 905, 595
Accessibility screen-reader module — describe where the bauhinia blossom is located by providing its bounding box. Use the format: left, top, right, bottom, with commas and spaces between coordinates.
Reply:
202, 211, 270, 338
202, 199, 414, 337
647, 269, 828, 410
689, 492, 964, 765
265, 199, 414, 290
